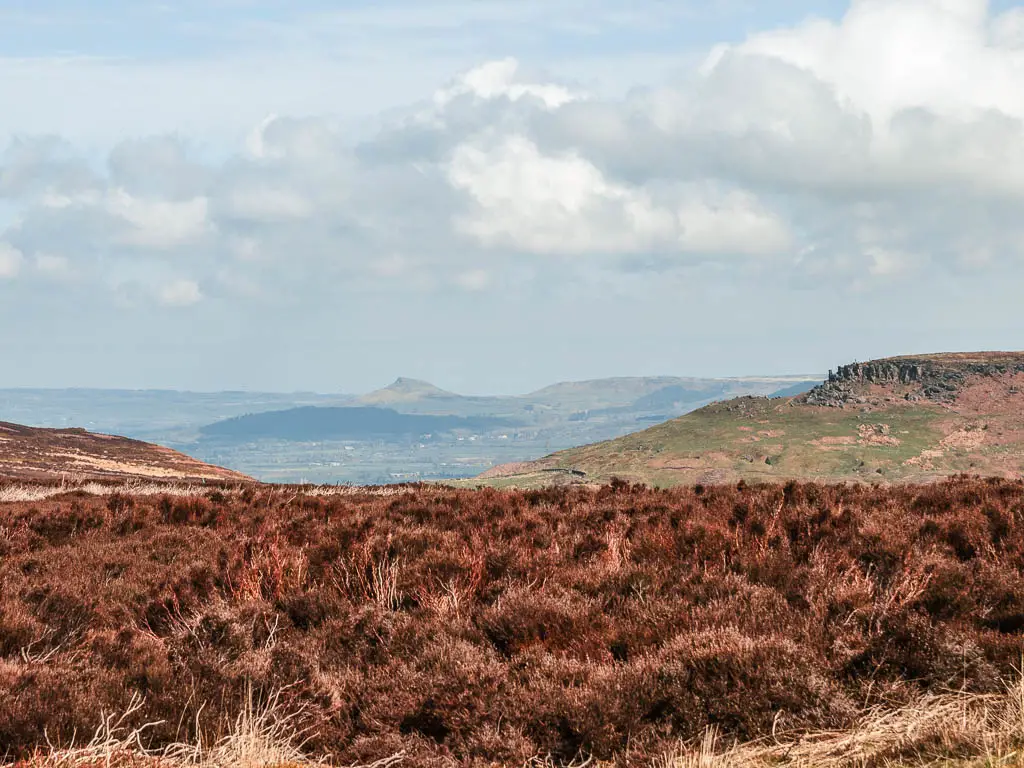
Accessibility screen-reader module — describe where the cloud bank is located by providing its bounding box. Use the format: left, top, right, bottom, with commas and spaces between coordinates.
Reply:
4, 0, 1024, 309
2, 0, 1024, 390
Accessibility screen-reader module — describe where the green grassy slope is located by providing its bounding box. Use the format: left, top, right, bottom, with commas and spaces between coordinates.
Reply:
540, 396, 948, 486
465, 352, 1024, 488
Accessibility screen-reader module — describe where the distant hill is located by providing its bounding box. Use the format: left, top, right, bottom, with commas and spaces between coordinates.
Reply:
358, 378, 457, 405
630, 383, 732, 411
356, 375, 822, 416
200, 406, 512, 441
768, 380, 819, 398
337, 375, 819, 427
0, 388, 356, 444
523, 377, 696, 408
0, 421, 249, 483
355, 376, 712, 415
473, 352, 1024, 488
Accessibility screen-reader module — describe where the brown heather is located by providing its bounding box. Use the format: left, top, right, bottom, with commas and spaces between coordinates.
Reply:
3, 477, 1024, 766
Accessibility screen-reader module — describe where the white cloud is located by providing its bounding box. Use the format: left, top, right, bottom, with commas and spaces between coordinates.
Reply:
992, 8, 1024, 47
864, 246, 920, 277
448, 135, 669, 254
6, 2, 1024, 393
34, 252, 73, 279
677, 191, 792, 255
448, 134, 788, 256
705, 0, 1024, 197
245, 116, 351, 164
246, 114, 281, 160
0, 241, 23, 278
434, 58, 578, 110
6, 1, 1024, 307
107, 136, 209, 200
220, 185, 312, 222
106, 190, 210, 249
735, 0, 1024, 125
0, 136, 98, 200
158, 279, 202, 307
24, 187, 211, 252
39, 190, 98, 209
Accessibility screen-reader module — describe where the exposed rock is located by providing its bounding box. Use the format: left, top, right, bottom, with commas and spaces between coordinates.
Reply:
802, 355, 1024, 408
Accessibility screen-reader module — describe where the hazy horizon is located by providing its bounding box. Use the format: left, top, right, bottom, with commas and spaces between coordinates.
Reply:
0, 370, 826, 399
3, 0, 1024, 393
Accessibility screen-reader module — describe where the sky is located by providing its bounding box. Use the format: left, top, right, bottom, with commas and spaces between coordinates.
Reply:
2, 0, 1024, 394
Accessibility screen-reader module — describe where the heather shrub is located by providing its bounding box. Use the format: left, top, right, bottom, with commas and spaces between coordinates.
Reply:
2, 477, 1024, 764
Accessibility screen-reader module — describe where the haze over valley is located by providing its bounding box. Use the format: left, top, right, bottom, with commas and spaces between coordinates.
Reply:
0, 373, 818, 483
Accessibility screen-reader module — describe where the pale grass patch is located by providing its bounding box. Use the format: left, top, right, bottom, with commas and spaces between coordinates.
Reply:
299, 485, 418, 498
656, 727, 733, 768
363, 557, 402, 611
655, 676, 1024, 768
164, 686, 313, 768
22, 680, 1024, 768
26, 685, 406, 768
34, 694, 162, 768
326, 548, 403, 611
0, 479, 244, 503
18, 627, 80, 666
0, 481, 421, 504
0, 485, 68, 502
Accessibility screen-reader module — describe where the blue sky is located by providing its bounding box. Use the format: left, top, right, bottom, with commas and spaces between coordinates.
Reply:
2, 0, 1024, 394
0, 2, 854, 59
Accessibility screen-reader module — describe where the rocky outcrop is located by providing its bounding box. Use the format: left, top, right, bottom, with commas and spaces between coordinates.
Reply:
803, 355, 1024, 408
828, 361, 924, 386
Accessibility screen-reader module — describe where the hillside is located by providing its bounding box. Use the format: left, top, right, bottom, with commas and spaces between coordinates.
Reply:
476, 352, 1024, 487
200, 405, 511, 441
0, 421, 249, 482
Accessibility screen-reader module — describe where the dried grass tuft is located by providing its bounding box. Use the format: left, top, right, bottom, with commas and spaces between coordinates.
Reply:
658, 676, 1024, 767
298, 485, 419, 498
21, 686, 406, 768
0, 480, 239, 503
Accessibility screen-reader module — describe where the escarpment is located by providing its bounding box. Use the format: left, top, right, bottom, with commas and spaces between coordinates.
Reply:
803, 353, 1024, 407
